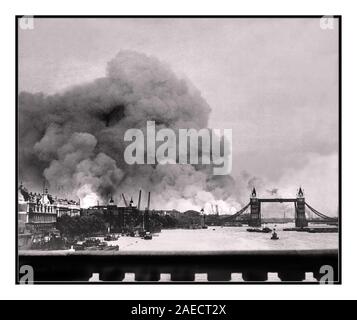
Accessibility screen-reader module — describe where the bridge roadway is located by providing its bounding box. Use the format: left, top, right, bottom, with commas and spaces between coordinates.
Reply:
257, 198, 297, 203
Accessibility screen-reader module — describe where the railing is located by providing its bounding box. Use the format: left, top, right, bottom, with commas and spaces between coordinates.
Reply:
18, 249, 338, 283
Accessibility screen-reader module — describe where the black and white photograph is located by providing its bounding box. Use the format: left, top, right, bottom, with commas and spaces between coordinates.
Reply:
16, 16, 340, 284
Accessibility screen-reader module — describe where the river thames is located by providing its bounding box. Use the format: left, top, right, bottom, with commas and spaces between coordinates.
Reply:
99, 223, 338, 252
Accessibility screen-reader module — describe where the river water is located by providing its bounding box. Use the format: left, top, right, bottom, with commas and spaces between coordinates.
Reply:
101, 223, 338, 252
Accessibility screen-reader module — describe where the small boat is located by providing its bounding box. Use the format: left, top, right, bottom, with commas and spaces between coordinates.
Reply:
73, 244, 85, 251
84, 242, 108, 251
76, 238, 109, 250
307, 228, 338, 233
103, 245, 119, 251
104, 234, 119, 241
143, 232, 153, 240
271, 231, 279, 240
98, 242, 108, 249
30, 234, 68, 250
247, 227, 272, 233
83, 238, 101, 247
86, 246, 100, 251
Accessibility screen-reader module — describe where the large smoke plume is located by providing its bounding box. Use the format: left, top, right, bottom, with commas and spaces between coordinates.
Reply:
19, 51, 239, 212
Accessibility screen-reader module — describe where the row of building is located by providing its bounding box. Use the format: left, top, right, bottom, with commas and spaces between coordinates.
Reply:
18, 184, 81, 234
18, 183, 212, 237
17, 184, 153, 235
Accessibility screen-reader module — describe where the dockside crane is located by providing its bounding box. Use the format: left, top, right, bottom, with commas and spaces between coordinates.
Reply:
137, 190, 142, 211
147, 191, 151, 210
143, 191, 151, 232
122, 193, 128, 207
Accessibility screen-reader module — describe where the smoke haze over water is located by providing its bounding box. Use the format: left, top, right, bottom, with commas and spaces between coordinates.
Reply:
19, 51, 240, 212
18, 19, 340, 218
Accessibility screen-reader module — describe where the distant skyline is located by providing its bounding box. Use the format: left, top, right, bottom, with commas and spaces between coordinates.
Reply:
19, 18, 339, 215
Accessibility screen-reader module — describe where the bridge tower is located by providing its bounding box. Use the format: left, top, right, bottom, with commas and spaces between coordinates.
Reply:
249, 188, 261, 227
295, 187, 308, 228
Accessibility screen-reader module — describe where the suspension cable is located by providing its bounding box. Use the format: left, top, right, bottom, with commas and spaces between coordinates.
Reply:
222, 203, 250, 221
235, 203, 250, 216
305, 202, 336, 220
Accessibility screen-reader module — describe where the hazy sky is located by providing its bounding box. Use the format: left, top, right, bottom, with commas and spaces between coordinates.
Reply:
18, 18, 339, 214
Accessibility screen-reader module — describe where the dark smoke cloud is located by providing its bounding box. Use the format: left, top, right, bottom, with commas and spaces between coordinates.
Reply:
19, 50, 240, 211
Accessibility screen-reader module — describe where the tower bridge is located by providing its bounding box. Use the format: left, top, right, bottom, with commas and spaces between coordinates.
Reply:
225, 187, 338, 228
